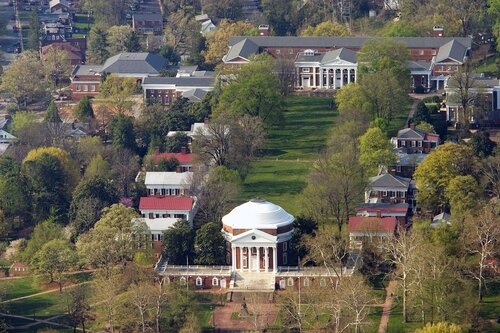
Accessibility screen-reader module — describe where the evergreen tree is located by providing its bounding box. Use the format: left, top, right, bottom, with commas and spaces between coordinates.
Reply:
44, 100, 62, 123
125, 32, 141, 52
27, 11, 40, 50
109, 113, 136, 151
74, 96, 94, 122
87, 26, 110, 64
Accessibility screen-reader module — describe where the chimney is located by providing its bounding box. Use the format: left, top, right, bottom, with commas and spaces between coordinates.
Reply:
258, 25, 269, 36
432, 26, 444, 37
376, 210, 382, 218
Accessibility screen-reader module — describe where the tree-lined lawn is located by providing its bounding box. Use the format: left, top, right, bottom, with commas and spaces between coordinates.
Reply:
240, 96, 337, 215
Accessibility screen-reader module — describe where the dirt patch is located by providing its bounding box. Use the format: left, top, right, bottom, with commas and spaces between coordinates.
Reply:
213, 302, 278, 331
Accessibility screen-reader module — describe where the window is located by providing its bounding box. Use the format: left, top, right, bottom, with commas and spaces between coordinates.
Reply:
212, 277, 219, 286
251, 247, 257, 255
283, 253, 288, 265
396, 165, 401, 173
411, 141, 416, 147
283, 242, 287, 252
195, 277, 203, 286
243, 257, 247, 268
302, 67, 310, 73
418, 141, 422, 147
289, 48, 293, 54
151, 234, 155, 241
90, 85, 96, 92
303, 278, 310, 287
243, 248, 248, 254
276, 49, 280, 54
279, 279, 286, 289
419, 49, 424, 55
320, 278, 326, 287
432, 49, 437, 55
179, 277, 187, 285
158, 234, 162, 241
76, 85, 81, 91
382, 191, 388, 197
175, 189, 180, 195
83, 85, 88, 92
401, 140, 406, 147
155, 214, 160, 218
287, 277, 294, 286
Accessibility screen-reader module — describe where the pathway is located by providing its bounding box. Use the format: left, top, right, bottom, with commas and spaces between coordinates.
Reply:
213, 301, 278, 331
378, 280, 398, 333
0, 312, 83, 331
0, 281, 90, 304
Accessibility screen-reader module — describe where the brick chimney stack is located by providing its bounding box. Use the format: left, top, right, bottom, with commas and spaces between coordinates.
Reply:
432, 26, 444, 37
258, 25, 269, 36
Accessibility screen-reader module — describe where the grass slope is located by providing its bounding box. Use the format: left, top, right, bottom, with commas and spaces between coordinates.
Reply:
240, 96, 337, 215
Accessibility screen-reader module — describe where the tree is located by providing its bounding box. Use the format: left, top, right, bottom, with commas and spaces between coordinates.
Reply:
201, 0, 243, 20
480, 154, 500, 198
335, 84, 369, 116
261, 0, 301, 35
203, 20, 255, 64
415, 121, 435, 134
468, 131, 497, 158
194, 222, 226, 265
44, 100, 62, 123
109, 113, 136, 151
164, 10, 192, 54
24, 146, 79, 187
70, 176, 119, 238
32, 239, 78, 291
99, 76, 139, 114
413, 101, 431, 124
126, 281, 156, 333
21, 217, 64, 261
445, 175, 482, 218
382, 229, 419, 323
462, 199, 500, 301
67, 285, 93, 333
274, 54, 297, 96
74, 96, 95, 122
358, 127, 396, 176
162, 220, 194, 264
0, 51, 45, 107
300, 21, 350, 36
43, 47, 72, 87
84, 0, 127, 27
77, 204, 146, 275
414, 322, 462, 333
87, 26, 110, 64
217, 56, 285, 126
27, 10, 41, 50
84, 154, 111, 179
414, 143, 476, 212
107, 25, 135, 55
382, 20, 418, 37
110, 148, 140, 197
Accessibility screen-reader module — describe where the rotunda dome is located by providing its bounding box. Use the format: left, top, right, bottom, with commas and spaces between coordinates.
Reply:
222, 198, 294, 230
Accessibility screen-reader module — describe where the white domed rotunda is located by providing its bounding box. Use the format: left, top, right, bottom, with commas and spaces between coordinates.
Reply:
222, 198, 295, 273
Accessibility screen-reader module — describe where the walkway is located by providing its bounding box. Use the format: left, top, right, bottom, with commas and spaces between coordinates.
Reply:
0, 312, 83, 331
378, 280, 398, 333
213, 301, 278, 331
1, 281, 91, 304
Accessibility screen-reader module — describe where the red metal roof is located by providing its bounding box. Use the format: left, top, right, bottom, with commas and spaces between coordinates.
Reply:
348, 216, 397, 234
139, 196, 194, 211
152, 152, 193, 164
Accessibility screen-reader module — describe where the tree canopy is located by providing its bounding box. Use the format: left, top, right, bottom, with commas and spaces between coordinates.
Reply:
162, 220, 194, 264
194, 222, 226, 265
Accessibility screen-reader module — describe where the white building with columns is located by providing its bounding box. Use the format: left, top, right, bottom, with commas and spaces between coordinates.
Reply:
295, 48, 358, 89
222, 198, 294, 274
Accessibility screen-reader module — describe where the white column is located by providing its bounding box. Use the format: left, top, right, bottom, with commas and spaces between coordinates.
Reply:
312, 67, 316, 87
273, 246, 278, 273
257, 247, 261, 272
354, 68, 357, 83
347, 68, 351, 84
239, 246, 244, 271
264, 247, 269, 272
231, 246, 236, 271
319, 69, 323, 89
248, 247, 252, 272
333, 68, 337, 89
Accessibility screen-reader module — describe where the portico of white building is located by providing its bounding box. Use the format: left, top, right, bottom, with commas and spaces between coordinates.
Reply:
295, 48, 358, 90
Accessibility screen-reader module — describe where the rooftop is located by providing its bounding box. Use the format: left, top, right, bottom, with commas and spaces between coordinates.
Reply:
348, 216, 397, 234
222, 199, 295, 230
139, 196, 194, 211
368, 173, 411, 189
100, 52, 167, 75
144, 171, 193, 186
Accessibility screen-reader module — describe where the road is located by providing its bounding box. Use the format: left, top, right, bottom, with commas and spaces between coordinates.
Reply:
0, 0, 21, 66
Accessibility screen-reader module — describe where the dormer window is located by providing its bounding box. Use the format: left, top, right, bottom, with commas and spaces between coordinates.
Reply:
304, 49, 315, 56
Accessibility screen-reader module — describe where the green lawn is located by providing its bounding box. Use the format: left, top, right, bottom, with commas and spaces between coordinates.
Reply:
241, 96, 337, 215
475, 55, 498, 75
0, 276, 41, 301
386, 299, 424, 333
7, 291, 71, 317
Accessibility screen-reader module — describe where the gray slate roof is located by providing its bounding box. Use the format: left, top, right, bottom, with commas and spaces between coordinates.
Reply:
100, 53, 167, 75
368, 173, 411, 189
396, 128, 426, 139
142, 76, 214, 87
435, 39, 468, 63
228, 36, 472, 49
356, 202, 410, 210
182, 88, 209, 101
72, 64, 102, 76
132, 13, 163, 21
224, 38, 259, 62
405, 60, 432, 71
296, 48, 357, 64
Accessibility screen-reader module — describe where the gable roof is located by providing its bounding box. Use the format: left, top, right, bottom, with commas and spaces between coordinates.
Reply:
101, 53, 167, 75
223, 38, 259, 63
405, 60, 432, 71
397, 127, 426, 139
349, 216, 397, 234
49, 0, 69, 8
435, 39, 468, 63
182, 88, 209, 101
322, 48, 357, 64
142, 76, 214, 87
394, 150, 428, 166
368, 173, 411, 189
144, 171, 193, 186
0, 129, 17, 140
134, 217, 182, 233
139, 196, 194, 211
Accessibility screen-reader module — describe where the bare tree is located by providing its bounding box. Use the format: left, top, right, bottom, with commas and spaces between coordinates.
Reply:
337, 276, 374, 333
480, 154, 500, 198
382, 228, 418, 323
92, 271, 124, 333
153, 277, 170, 333
128, 282, 155, 333
462, 198, 500, 301
274, 55, 297, 96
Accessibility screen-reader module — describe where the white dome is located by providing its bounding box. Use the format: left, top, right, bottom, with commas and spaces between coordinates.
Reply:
222, 199, 294, 230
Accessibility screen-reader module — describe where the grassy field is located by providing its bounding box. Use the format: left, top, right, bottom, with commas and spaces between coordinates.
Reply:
240, 96, 337, 215
475, 55, 498, 76
0, 276, 41, 300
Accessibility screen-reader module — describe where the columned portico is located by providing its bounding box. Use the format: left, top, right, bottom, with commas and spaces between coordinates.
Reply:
231, 245, 277, 272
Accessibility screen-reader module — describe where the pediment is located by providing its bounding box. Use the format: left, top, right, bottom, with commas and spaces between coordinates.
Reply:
232, 229, 277, 244
321, 59, 356, 66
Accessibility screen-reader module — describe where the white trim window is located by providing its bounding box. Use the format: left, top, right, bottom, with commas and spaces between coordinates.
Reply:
283, 253, 288, 265
304, 277, 310, 287
411, 141, 416, 147
418, 141, 423, 147
212, 277, 219, 286
287, 277, 294, 286
401, 140, 406, 147
195, 277, 203, 286
382, 191, 388, 197
179, 277, 187, 285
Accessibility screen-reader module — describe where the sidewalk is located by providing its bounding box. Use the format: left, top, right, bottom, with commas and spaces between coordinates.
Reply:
378, 280, 397, 333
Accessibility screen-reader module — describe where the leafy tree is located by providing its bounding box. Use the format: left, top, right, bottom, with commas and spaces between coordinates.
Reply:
414, 322, 462, 333
32, 239, 78, 291
109, 113, 136, 151
99, 76, 139, 113
382, 21, 418, 37
22, 154, 71, 223
203, 20, 256, 65
22, 217, 64, 261
84, 0, 127, 27
414, 143, 476, 212
67, 285, 93, 332
300, 21, 349, 36
159, 45, 181, 65
468, 131, 497, 158
27, 11, 41, 50
87, 26, 110, 64
84, 154, 111, 179
44, 100, 62, 123
43, 47, 72, 87
24, 146, 79, 187
358, 127, 396, 176
201, 0, 243, 20
335, 84, 370, 116
125, 31, 142, 52
165, 133, 190, 153
107, 25, 136, 55
144, 156, 179, 172
480, 154, 500, 198
0, 157, 21, 176
445, 175, 482, 219
413, 101, 431, 124
0, 174, 31, 235
74, 96, 95, 122
162, 220, 194, 264
217, 55, 284, 126
194, 222, 225, 265
70, 176, 119, 238
415, 121, 435, 134
261, 0, 302, 35
77, 204, 146, 275
0, 51, 45, 107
